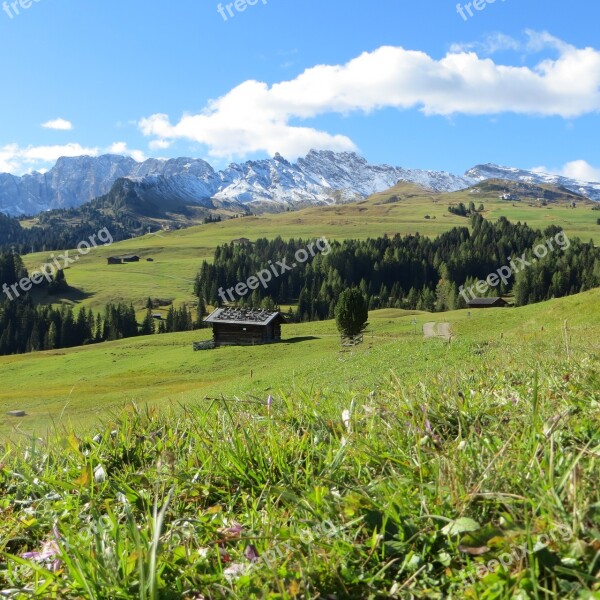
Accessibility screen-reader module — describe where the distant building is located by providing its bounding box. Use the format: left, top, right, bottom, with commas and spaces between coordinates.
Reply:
467, 297, 509, 309
204, 307, 285, 347
108, 255, 140, 264
232, 237, 252, 245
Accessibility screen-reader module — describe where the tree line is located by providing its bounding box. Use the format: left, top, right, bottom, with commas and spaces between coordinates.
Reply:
0, 209, 131, 255
0, 252, 201, 356
0, 298, 200, 356
195, 215, 600, 321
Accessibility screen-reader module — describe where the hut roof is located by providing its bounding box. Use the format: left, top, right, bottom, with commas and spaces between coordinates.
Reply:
204, 307, 284, 326
467, 297, 507, 307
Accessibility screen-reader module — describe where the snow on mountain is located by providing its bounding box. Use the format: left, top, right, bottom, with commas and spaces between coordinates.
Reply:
297, 150, 474, 198
0, 154, 138, 217
214, 153, 332, 205
0, 155, 222, 216
2, 152, 597, 218
467, 164, 600, 202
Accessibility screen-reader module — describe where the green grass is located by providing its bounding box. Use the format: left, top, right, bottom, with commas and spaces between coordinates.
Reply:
1, 289, 599, 439
3, 193, 600, 598
0, 290, 599, 598
20, 185, 600, 313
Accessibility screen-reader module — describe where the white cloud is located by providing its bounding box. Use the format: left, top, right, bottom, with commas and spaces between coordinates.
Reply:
41, 118, 74, 131
450, 32, 521, 55
149, 139, 172, 151
0, 143, 99, 174
533, 160, 600, 183
138, 32, 600, 160
451, 30, 572, 56
524, 30, 572, 54
0, 141, 149, 174
560, 160, 600, 183
106, 141, 146, 163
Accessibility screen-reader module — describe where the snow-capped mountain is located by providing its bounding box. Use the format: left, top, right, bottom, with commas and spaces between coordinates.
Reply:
0, 151, 475, 217
0, 155, 221, 216
297, 150, 473, 199
467, 164, 600, 202
1, 152, 598, 218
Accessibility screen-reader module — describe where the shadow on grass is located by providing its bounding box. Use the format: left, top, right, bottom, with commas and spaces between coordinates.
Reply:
31, 286, 93, 306
283, 336, 320, 344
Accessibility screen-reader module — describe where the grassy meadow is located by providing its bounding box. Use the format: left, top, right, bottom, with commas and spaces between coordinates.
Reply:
1, 191, 599, 598
19, 184, 600, 313
1, 287, 597, 439
0, 290, 599, 597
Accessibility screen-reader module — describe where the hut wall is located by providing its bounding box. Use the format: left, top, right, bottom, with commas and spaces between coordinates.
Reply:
213, 323, 274, 346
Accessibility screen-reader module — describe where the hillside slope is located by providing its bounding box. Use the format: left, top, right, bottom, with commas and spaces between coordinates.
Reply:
1, 288, 598, 438
1, 289, 598, 598
18, 182, 600, 312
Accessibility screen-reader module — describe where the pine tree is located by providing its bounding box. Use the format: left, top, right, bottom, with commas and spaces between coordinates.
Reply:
140, 309, 155, 336
94, 314, 103, 342
45, 322, 58, 350
335, 288, 369, 337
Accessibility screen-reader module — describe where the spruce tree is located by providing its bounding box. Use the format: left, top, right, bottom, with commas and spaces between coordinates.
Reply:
140, 309, 155, 336
335, 288, 368, 337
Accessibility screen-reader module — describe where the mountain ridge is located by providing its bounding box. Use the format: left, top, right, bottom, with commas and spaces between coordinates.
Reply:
466, 163, 600, 201
0, 152, 599, 217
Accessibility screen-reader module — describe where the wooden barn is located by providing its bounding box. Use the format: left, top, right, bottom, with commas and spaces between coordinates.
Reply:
204, 307, 285, 347
467, 297, 509, 309
107, 255, 141, 264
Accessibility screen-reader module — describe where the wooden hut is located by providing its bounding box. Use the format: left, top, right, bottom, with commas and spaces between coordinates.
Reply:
467, 297, 509, 309
204, 307, 285, 347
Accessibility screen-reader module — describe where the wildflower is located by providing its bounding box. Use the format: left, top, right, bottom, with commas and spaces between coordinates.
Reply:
219, 547, 232, 563
223, 562, 248, 580
225, 522, 244, 536
218, 522, 244, 540
342, 409, 351, 432
424, 419, 442, 447
21, 539, 62, 573
94, 465, 107, 483
244, 544, 260, 563
267, 394, 273, 415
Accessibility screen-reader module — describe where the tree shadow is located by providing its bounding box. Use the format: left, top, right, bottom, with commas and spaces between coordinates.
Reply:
283, 336, 320, 344
30, 286, 93, 306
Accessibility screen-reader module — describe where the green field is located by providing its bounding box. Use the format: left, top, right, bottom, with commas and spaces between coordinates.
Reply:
20, 185, 600, 313
2, 192, 600, 598
2, 288, 599, 439
1, 289, 599, 598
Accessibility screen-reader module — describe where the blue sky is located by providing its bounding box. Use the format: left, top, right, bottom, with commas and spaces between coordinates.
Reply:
0, 0, 599, 180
